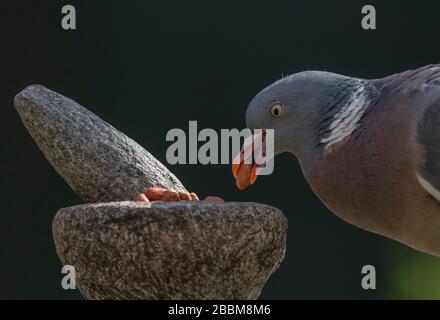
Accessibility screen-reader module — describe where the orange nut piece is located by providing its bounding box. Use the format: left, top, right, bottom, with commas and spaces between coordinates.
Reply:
145, 187, 167, 201
189, 192, 199, 201
178, 192, 192, 201
134, 193, 149, 202
161, 190, 180, 201
203, 196, 225, 202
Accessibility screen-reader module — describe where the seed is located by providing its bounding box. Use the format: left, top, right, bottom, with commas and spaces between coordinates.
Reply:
178, 192, 192, 201
203, 196, 224, 202
161, 190, 180, 201
145, 187, 167, 200
190, 192, 199, 201
134, 193, 149, 202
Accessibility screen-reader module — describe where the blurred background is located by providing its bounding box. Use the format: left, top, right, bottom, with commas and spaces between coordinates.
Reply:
1, 0, 440, 299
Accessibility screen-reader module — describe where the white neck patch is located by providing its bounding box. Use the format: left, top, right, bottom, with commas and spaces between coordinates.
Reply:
320, 81, 370, 151
417, 174, 440, 202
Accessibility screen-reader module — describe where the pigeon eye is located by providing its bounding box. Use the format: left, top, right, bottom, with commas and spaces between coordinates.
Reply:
270, 103, 283, 118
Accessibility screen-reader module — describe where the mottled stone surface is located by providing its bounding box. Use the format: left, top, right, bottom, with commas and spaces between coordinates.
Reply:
53, 201, 287, 300
15, 85, 288, 300
14, 85, 186, 202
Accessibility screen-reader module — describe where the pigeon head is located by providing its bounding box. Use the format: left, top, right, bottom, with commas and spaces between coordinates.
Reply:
233, 71, 350, 189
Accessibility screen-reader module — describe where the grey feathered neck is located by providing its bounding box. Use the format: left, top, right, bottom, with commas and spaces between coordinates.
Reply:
317, 77, 377, 150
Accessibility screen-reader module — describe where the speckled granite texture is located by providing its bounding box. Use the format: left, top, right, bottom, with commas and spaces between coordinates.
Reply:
15, 85, 288, 299
53, 201, 287, 299
14, 85, 186, 203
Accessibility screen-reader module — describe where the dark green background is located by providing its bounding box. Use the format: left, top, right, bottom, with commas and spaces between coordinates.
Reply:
2, 0, 440, 299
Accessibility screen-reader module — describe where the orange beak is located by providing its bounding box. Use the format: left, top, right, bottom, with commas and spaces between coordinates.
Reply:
232, 162, 258, 190
232, 130, 266, 190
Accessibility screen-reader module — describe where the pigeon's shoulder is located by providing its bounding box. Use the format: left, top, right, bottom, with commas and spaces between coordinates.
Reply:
374, 64, 440, 95
371, 64, 440, 130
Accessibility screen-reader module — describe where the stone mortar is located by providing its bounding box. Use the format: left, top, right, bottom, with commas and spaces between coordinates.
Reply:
53, 201, 287, 299
14, 85, 288, 299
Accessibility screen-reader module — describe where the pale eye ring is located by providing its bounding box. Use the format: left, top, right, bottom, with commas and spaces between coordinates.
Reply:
270, 102, 283, 118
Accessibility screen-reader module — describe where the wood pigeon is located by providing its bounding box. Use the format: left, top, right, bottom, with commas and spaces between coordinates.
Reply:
232, 65, 440, 257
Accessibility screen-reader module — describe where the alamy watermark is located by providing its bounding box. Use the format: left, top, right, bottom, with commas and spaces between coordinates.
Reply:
61, 265, 76, 290
61, 5, 76, 30
165, 121, 274, 176
361, 265, 376, 290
